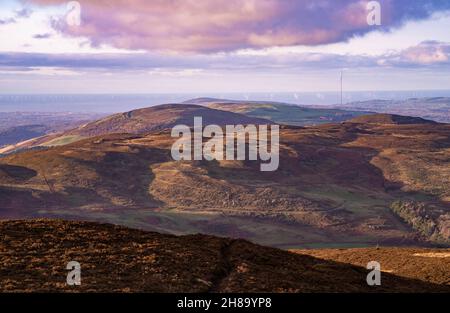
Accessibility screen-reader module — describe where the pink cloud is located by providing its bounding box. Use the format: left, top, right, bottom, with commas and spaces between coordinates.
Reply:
27, 0, 450, 53
375, 41, 450, 66
402, 41, 450, 64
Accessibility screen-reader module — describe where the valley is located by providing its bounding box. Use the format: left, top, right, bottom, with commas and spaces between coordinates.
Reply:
0, 101, 449, 248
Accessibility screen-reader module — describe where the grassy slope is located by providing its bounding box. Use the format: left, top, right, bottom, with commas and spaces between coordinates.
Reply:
204, 101, 368, 126
1, 114, 449, 247
291, 247, 450, 286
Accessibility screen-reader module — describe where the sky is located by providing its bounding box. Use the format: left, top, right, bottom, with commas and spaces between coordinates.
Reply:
0, 0, 450, 94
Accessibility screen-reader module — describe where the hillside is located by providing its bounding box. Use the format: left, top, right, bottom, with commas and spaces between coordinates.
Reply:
335, 97, 450, 124
291, 247, 450, 286
185, 98, 368, 126
0, 104, 273, 154
0, 100, 369, 154
0, 219, 448, 292
0, 125, 49, 147
65, 103, 273, 137
0, 112, 105, 150
0, 109, 449, 247
347, 113, 437, 125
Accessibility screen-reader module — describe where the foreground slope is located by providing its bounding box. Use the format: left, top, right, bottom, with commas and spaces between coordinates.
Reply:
292, 247, 450, 286
0, 219, 448, 293
0, 112, 449, 247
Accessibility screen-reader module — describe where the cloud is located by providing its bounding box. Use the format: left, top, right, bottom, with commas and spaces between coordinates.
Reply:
33, 33, 53, 39
0, 52, 194, 71
378, 41, 450, 66
26, 0, 450, 53
0, 18, 16, 25
0, 51, 377, 73
401, 41, 450, 64
0, 66, 81, 76
2, 41, 449, 77
147, 68, 205, 77
0, 6, 33, 25
15, 8, 33, 18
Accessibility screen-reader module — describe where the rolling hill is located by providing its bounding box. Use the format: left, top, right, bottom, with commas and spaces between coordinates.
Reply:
334, 97, 450, 124
185, 98, 369, 126
0, 219, 448, 292
0, 105, 448, 247
347, 113, 437, 125
0, 103, 273, 154
64, 103, 273, 137
0, 100, 370, 155
0, 112, 105, 152
0, 125, 49, 147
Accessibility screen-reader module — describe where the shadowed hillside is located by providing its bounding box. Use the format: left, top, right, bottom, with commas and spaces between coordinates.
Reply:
347, 113, 437, 125
0, 219, 448, 293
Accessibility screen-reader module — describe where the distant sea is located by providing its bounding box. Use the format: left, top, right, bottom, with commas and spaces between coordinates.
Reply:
1, 90, 450, 113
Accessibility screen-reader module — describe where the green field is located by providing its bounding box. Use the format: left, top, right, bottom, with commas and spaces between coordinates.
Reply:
42, 135, 84, 146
